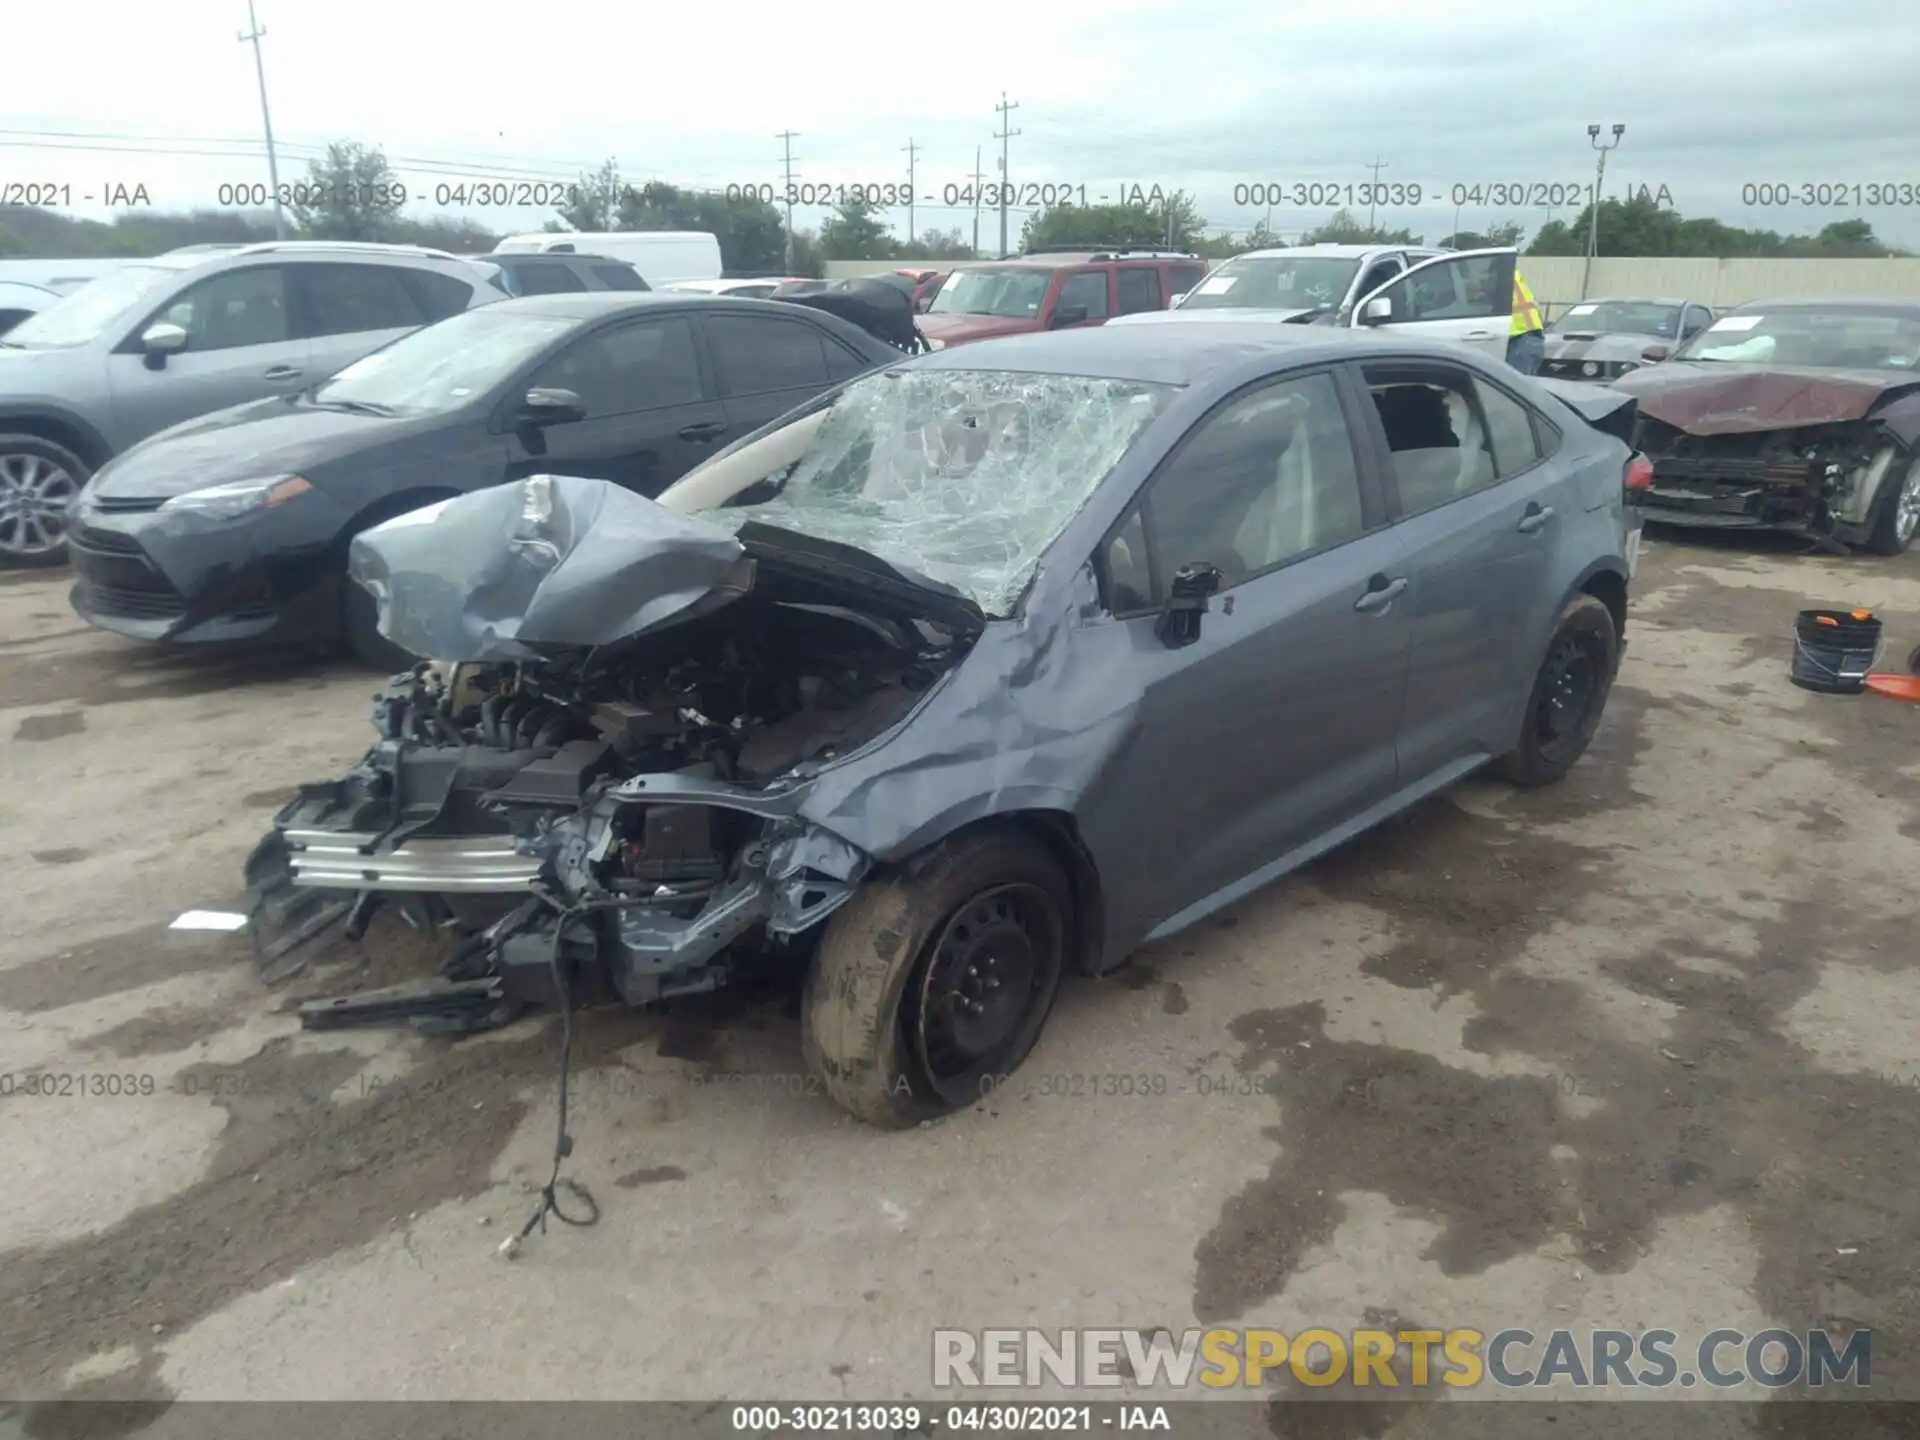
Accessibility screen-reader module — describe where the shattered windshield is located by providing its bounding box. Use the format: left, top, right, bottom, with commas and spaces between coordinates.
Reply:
718, 369, 1179, 616
1550, 301, 1685, 337
1175, 257, 1358, 311
1675, 307, 1920, 369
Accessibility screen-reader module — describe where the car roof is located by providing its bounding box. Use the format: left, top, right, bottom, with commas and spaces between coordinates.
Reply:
488, 252, 624, 265
1228, 244, 1426, 261
906, 321, 1488, 387
1575, 296, 1699, 307
1728, 296, 1920, 313
969, 253, 1193, 269
489, 292, 730, 319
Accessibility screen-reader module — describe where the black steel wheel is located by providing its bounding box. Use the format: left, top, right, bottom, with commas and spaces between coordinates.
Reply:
801, 829, 1072, 1128
1491, 593, 1620, 787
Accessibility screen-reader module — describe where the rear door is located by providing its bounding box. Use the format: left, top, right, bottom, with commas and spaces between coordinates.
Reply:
500, 312, 726, 496
107, 262, 310, 442
1076, 367, 1412, 942
1167, 262, 1209, 305
1115, 265, 1164, 317
294, 262, 441, 379
703, 309, 842, 436
1350, 356, 1567, 778
1350, 248, 1516, 361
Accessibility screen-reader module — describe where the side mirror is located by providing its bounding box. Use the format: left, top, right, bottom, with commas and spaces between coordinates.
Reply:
1156, 561, 1224, 649
1050, 304, 1090, 328
1359, 296, 1393, 326
141, 321, 188, 366
517, 387, 586, 426
1640, 343, 1672, 363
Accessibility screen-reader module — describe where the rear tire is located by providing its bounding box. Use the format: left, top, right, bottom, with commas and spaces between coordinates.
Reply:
0, 433, 91, 567
801, 828, 1071, 1129
1862, 457, 1920, 557
1491, 594, 1620, 787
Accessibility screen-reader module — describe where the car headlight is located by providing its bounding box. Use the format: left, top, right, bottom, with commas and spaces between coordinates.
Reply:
1582, 360, 1600, 377
924, 336, 947, 350
158, 474, 312, 520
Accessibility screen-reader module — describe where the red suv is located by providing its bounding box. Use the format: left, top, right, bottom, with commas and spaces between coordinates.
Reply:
917, 250, 1209, 348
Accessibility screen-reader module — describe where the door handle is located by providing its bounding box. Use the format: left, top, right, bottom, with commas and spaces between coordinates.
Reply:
1353, 575, 1408, 613
677, 421, 727, 442
1517, 503, 1555, 534
1464, 330, 1494, 340
263, 365, 303, 381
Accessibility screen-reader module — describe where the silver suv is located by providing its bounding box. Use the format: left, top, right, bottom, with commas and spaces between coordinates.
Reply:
0, 241, 506, 564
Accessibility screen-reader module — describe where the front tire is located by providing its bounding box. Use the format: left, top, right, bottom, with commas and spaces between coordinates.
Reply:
801, 828, 1071, 1128
0, 433, 90, 567
1863, 457, 1920, 557
1491, 594, 1620, 787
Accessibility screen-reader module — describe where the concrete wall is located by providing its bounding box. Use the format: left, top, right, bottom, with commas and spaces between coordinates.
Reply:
828, 256, 1920, 318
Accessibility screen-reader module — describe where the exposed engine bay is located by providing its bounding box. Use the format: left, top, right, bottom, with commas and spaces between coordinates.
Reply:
1634, 417, 1905, 543
250, 598, 963, 1026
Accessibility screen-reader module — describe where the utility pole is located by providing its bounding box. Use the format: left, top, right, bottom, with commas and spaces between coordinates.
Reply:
777, 130, 799, 272
238, 0, 288, 239
1363, 154, 1389, 232
994, 93, 1020, 258
1581, 122, 1625, 299
970, 146, 986, 257
902, 138, 919, 247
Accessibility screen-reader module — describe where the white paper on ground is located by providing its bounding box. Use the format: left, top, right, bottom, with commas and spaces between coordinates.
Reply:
170, 910, 249, 932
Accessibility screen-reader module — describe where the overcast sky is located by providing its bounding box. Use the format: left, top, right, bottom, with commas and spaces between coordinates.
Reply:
4, 0, 1918, 250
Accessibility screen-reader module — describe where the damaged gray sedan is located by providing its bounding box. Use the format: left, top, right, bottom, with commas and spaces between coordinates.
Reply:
249, 324, 1643, 1127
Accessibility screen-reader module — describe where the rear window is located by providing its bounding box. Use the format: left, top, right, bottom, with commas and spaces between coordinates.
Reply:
593, 264, 647, 291
404, 269, 477, 320
515, 264, 588, 296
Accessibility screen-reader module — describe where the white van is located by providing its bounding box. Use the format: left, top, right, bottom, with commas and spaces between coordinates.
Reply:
489, 231, 722, 287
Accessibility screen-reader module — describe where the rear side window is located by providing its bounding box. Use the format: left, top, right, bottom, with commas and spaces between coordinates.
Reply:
403, 269, 477, 321
1116, 267, 1162, 314
824, 338, 872, 381
298, 263, 429, 337
1363, 363, 1499, 515
1057, 270, 1110, 320
1472, 377, 1543, 477
593, 264, 648, 291
528, 316, 706, 416
705, 314, 829, 394
1169, 264, 1208, 299
515, 264, 588, 296
157, 265, 291, 351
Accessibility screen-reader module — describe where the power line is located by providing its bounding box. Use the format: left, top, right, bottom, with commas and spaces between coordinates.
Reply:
777, 130, 799, 271
994, 93, 1020, 258
238, 0, 288, 238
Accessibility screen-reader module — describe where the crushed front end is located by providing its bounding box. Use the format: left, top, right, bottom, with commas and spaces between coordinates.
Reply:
1633, 418, 1905, 545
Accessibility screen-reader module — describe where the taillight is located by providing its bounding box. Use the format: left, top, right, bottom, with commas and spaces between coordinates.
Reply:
1625, 455, 1654, 491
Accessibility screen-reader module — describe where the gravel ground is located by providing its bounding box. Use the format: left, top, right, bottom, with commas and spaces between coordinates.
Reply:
1, 530, 1916, 1437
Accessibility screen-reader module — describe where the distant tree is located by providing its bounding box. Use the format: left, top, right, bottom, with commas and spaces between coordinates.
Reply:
609, 181, 785, 272
895, 227, 975, 261
820, 197, 894, 260
1525, 196, 1907, 259
1020, 190, 1205, 253
1298, 208, 1421, 245
553, 160, 624, 232
1439, 220, 1527, 250
289, 141, 407, 242
786, 228, 826, 278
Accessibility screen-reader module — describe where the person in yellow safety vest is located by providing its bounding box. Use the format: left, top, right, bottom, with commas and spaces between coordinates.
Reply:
1507, 270, 1546, 374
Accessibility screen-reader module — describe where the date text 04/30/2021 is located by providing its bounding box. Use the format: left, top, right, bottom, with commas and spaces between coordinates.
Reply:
728, 1405, 1172, 1432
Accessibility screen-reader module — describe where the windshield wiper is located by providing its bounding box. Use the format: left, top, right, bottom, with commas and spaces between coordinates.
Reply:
310, 396, 400, 417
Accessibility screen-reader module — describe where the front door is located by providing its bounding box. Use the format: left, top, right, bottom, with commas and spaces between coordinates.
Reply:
502, 313, 727, 496
1352, 357, 1566, 777
1075, 367, 1413, 944
1350, 248, 1516, 362
107, 263, 310, 444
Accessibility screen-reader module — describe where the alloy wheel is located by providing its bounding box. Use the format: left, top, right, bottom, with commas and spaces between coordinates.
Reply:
1896, 464, 1920, 545
0, 451, 77, 559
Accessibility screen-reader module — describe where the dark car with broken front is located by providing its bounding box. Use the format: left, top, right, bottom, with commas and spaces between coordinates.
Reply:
64, 292, 905, 665
1609, 297, 1920, 554
1540, 297, 1716, 382
247, 323, 1647, 1129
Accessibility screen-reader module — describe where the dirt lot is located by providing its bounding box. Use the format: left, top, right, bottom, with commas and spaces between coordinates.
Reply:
1, 533, 1917, 1432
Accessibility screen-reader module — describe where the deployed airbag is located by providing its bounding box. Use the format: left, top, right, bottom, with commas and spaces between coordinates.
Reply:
348, 474, 753, 662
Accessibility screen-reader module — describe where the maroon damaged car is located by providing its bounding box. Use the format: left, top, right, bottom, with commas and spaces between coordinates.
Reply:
1609, 297, 1920, 555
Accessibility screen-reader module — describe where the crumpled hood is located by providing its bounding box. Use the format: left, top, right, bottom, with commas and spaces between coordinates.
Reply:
1610, 362, 1920, 434
349, 473, 984, 663
1542, 331, 1658, 365
916, 312, 1041, 345
93, 397, 400, 498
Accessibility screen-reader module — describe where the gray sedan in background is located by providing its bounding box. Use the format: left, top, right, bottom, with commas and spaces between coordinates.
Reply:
254, 322, 1646, 1128
1541, 297, 1717, 380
